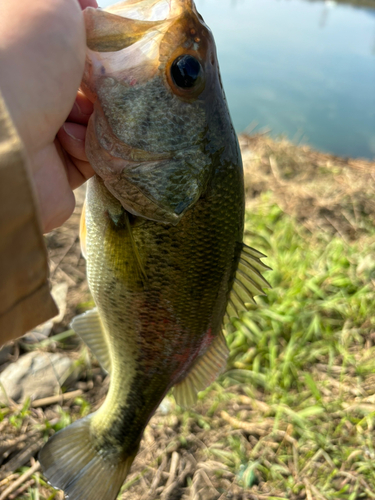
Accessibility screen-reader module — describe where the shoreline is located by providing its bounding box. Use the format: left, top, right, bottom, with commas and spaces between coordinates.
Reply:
307, 0, 375, 9
240, 133, 375, 240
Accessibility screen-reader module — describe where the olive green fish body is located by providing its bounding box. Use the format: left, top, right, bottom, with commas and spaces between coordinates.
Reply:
39, 2, 268, 499
86, 129, 244, 455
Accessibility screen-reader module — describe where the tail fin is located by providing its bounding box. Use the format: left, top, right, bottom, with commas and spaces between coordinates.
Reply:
39, 415, 136, 500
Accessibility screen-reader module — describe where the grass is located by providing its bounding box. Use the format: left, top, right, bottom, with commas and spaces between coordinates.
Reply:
231, 195, 375, 388
1, 134, 375, 499
204, 193, 375, 498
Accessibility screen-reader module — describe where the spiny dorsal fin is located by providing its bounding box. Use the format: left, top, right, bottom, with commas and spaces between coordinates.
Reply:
80, 201, 87, 260
173, 332, 229, 407
226, 243, 271, 320
71, 309, 112, 374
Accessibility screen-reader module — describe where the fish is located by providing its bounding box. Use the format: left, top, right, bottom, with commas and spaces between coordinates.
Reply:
39, 1, 271, 499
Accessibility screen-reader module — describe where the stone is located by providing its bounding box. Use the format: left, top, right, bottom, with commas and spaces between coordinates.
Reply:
158, 397, 174, 415
21, 327, 53, 344
0, 351, 78, 404
0, 345, 13, 366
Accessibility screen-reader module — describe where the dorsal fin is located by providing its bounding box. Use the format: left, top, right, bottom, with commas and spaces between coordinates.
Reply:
71, 309, 112, 374
173, 332, 229, 407
80, 201, 87, 260
226, 243, 271, 320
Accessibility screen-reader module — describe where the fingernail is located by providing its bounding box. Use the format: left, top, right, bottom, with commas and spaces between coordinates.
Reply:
73, 100, 92, 116
72, 102, 82, 116
63, 124, 83, 141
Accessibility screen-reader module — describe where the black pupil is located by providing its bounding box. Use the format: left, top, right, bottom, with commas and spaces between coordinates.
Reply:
171, 55, 201, 89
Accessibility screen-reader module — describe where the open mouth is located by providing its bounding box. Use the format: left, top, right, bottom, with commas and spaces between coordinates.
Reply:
82, 0, 199, 93
82, 0, 212, 225
85, 103, 199, 226
87, 102, 172, 171
103, 0, 191, 22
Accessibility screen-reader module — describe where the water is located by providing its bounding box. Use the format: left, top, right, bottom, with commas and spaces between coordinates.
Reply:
97, 0, 375, 159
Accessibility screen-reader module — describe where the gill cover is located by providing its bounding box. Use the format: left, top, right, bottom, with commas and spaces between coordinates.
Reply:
82, 0, 217, 224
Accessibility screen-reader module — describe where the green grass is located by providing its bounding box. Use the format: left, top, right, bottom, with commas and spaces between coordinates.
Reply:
228, 193, 375, 391
3, 190, 375, 499
198, 192, 375, 498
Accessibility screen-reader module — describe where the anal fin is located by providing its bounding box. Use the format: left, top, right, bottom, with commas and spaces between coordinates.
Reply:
173, 332, 229, 407
71, 309, 111, 374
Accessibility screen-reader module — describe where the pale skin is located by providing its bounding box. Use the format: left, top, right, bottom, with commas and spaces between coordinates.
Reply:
0, 0, 98, 233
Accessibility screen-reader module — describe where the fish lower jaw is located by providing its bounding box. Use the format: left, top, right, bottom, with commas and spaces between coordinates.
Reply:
88, 102, 171, 170
99, 137, 170, 168
86, 114, 183, 224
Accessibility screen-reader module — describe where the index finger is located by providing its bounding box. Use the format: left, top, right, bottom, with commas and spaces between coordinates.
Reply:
68, 91, 94, 125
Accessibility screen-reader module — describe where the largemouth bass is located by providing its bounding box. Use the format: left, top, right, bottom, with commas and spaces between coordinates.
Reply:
39, 1, 270, 499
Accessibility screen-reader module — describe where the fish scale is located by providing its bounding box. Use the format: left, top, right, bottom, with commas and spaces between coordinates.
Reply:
83, 150, 242, 452
38, 1, 270, 499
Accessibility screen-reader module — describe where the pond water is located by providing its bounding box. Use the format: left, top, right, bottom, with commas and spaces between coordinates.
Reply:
98, 0, 375, 159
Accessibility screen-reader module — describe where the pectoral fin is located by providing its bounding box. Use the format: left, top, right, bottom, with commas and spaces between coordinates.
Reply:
173, 332, 229, 407
71, 309, 112, 374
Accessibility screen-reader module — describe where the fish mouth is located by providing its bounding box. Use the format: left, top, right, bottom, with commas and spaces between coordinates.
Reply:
104, 0, 194, 22
82, 0, 215, 224
86, 102, 172, 172
85, 104, 186, 225
82, 0, 205, 96
81, 0, 200, 170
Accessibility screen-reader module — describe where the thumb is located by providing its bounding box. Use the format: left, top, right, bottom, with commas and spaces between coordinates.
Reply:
78, 0, 98, 9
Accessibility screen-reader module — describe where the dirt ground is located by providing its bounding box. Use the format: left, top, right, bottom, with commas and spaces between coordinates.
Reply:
0, 134, 375, 500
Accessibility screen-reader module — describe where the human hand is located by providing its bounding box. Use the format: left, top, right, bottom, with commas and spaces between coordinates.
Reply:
0, 0, 98, 233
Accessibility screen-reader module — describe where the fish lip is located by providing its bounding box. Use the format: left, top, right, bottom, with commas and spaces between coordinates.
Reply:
104, 0, 195, 22
98, 131, 172, 165
83, 0, 215, 224
92, 101, 173, 165
82, 0, 213, 101
85, 113, 182, 225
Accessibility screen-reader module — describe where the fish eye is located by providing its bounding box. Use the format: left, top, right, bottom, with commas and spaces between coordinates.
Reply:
171, 55, 202, 89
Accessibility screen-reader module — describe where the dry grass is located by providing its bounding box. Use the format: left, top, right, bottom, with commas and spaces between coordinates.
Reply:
240, 134, 375, 241
1, 134, 375, 499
